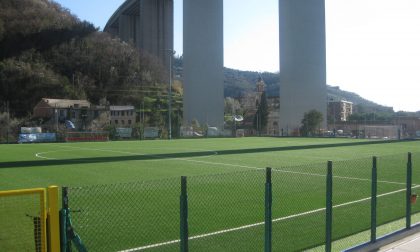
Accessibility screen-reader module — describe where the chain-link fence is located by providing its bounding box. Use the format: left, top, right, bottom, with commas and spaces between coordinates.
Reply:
0, 189, 46, 252
66, 179, 180, 252
271, 162, 327, 251
64, 152, 418, 252
187, 170, 265, 251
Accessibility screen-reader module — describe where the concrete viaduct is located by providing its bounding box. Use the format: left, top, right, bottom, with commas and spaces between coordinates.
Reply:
105, 0, 326, 134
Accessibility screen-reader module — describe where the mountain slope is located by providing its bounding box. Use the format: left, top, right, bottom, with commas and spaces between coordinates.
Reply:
0, 0, 166, 117
222, 67, 393, 113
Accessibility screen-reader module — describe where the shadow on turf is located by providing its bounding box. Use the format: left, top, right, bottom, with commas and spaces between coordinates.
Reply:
0, 140, 409, 169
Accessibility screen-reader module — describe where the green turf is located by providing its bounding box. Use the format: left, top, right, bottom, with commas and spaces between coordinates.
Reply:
0, 137, 419, 251
0, 137, 418, 190
0, 193, 43, 251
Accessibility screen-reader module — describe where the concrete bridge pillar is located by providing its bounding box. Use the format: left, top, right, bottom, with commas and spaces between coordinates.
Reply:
278, 0, 327, 135
183, 0, 224, 130
139, 0, 173, 68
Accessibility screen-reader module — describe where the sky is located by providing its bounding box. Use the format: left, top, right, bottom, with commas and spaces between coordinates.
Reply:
55, 0, 420, 112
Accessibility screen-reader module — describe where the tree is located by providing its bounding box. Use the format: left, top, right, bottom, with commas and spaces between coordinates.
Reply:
0, 0, 167, 119
191, 119, 200, 132
149, 97, 164, 126
301, 110, 323, 136
253, 91, 268, 135
0, 112, 21, 143
170, 109, 182, 138
224, 97, 241, 116
0, 57, 77, 117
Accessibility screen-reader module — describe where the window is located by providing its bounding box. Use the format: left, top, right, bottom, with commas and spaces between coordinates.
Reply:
121, 120, 125, 125
115, 120, 118, 124
122, 111, 125, 116
128, 120, 132, 125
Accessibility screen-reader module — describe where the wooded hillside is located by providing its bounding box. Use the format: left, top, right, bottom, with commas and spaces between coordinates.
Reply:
0, 0, 167, 118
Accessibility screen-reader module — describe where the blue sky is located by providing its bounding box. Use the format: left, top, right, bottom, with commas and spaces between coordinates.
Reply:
55, 0, 420, 112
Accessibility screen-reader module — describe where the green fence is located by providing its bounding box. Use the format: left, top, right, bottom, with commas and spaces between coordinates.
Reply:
63, 152, 419, 251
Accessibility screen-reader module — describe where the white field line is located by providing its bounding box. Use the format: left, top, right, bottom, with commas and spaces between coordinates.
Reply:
35, 146, 408, 186
270, 169, 408, 186
38, 145, 411, 249
173, 159, 407, 186
45, 145, 219, 161
118, 185, 420, 252
35, 152, 57, 160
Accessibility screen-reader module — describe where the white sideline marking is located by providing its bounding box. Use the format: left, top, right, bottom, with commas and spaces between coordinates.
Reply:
36, 151, 60, 159
118, 185, 420, 252
175, 158, 407, 186
270, 169, 408, 186
36, 145, 412, 250
35, 146, 407, 186
45, 145, 219, 161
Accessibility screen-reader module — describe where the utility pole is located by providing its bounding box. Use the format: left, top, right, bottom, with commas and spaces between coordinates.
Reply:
257, 110, 261, 136
328, 98, 336, 137
142, 101, 145, 125
166, 50, 175, 140
333, 102, 336, 137
6, 101, 10, 143
168, 51, 172, 140
55, 104, 58, 133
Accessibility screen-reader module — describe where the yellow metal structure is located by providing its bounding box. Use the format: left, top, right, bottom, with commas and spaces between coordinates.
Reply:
0, 186, 60, 252
48, 186, 61, 252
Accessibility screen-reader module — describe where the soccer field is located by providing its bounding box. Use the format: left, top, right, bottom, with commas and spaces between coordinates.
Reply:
0, 137, 418, 190
1, 137, 420, 251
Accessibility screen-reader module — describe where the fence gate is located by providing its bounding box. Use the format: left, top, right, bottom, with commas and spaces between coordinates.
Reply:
0, 186, 60, 252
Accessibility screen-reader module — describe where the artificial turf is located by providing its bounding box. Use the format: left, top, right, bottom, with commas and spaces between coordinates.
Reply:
0, 137, 419, 251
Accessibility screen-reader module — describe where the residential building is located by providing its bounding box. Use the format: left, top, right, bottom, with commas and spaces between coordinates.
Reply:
327, 100, 353, 123
110, 106, 136, 126
33, 98, 90, 119
33, 98, 109, 131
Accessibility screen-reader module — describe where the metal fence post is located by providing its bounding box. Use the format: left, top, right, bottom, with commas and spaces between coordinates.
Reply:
47, 186, 60, 252
265, 167, 272, 252
180, 176, 189, 252
60, 187, 70, 252
371, 157, 377, 243
326, 161, 333, 252
406, 152, 412, 229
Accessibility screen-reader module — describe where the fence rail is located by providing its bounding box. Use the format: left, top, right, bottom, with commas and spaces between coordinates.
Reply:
0, 186, 60, 252
63, 152, 419, 252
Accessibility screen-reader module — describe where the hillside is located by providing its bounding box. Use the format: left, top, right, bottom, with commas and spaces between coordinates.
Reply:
222, 67, 393, 113
0, 0, 398, 120
326, 85, 393, 113
0, 0, 167, 118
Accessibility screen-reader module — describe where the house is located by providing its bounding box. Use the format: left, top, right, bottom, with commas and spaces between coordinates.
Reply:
327, 100, 353, 123
33, 98, 109, 131
33, 98, 90, 120
110, 106, 136, 126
